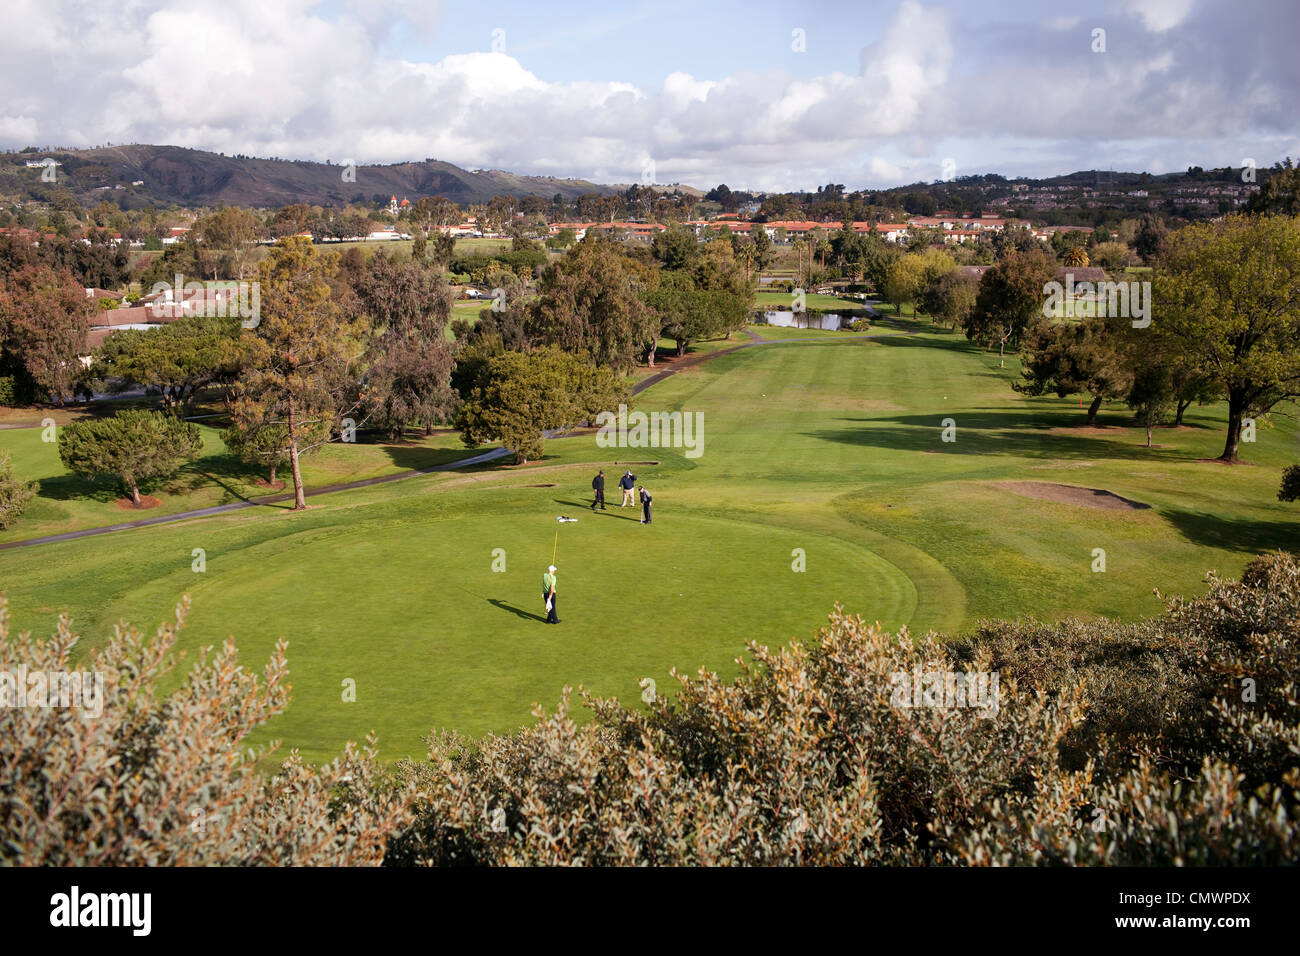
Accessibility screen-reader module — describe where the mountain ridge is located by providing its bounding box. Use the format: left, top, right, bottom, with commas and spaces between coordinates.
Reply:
1, 144, 622, 208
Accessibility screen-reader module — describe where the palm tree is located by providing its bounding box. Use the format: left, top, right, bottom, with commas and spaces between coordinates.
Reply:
736, 242, 755, 283
816, 238, 832, 271
791, 238, 808, 286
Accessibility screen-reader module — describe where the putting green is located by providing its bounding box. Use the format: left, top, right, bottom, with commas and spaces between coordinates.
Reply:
86, 508, 914, 761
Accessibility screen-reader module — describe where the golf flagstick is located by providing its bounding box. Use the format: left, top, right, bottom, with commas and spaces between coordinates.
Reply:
546, 529, 558, 613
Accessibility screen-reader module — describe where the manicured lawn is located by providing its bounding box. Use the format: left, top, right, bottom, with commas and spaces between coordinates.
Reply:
449, 299, 488, 338
1, 324, 1296, 764
872, 301, 936, 321
451, 299, 486, 320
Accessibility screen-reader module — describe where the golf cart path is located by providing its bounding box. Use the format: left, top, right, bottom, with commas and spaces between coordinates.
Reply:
1, 314, 919, 550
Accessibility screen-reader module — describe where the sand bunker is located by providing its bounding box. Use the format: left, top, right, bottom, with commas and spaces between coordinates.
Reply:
997, 481, 1150, 511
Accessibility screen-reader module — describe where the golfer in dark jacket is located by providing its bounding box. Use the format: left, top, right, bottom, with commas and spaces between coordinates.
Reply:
591, 470, 606, 510
639, 485, 652, 524
618, 470, 637, 507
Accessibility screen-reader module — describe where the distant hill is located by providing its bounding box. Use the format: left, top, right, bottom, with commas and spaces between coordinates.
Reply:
0, 145, 621, 208
866, 163, 1262, 225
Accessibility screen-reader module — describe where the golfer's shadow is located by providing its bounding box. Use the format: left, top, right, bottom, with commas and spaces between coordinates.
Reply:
488, 598, 547, 622
552, 498, 641, 520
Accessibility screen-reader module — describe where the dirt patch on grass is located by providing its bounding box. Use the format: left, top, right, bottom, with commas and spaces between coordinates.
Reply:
252, 478, 287, 491
115, 495, 162, 510
996, 481, 1150, 511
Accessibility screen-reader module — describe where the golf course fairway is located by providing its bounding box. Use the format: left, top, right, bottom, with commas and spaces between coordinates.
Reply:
2, 321, 1297, 763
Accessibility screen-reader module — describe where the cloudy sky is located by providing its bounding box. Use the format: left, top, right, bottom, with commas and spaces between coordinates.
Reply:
1, 0, 1296, 191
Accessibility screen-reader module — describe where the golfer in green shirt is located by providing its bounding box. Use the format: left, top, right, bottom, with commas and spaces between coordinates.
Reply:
543, 565, 559, 624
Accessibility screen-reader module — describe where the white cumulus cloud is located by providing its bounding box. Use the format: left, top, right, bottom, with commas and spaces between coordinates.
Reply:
0, 0, 1293, 190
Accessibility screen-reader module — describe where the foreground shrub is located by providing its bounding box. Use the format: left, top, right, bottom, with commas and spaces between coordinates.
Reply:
944, 556, 1299, 864
949, 617, 1213, 778
0, 598, 414, 865
1162, 551, 1300, 791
